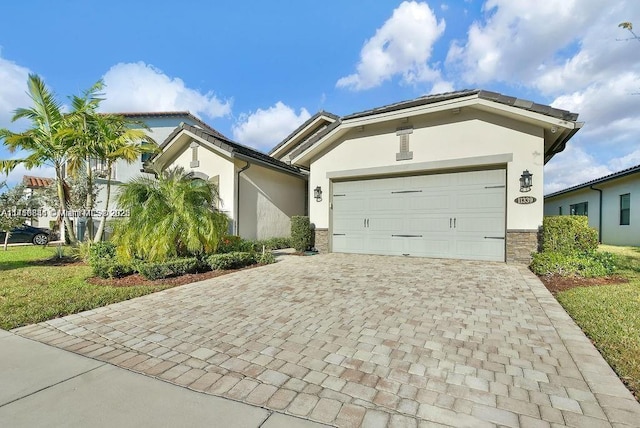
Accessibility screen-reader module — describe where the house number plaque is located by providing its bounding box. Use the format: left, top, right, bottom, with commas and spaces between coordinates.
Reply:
514, 196, 537, 204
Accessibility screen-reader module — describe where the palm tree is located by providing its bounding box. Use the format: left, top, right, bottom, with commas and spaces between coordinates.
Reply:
113, 166, 229, 261
0, 74, 80, 244
91, 113, 156, 242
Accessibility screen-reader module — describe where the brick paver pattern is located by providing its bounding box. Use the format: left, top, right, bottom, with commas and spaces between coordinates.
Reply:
14, 254, 640, 427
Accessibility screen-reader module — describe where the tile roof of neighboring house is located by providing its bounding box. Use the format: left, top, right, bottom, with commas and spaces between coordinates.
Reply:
269, 111, 340, 155
160, 123, 304, 177
106, 111, 229, 140
545, 164, 640, 198
23, 176, 54, 188
288, 89, 581, 161
342, 89, 579, 122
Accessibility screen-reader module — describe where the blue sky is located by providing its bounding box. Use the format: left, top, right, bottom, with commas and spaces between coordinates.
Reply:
1, 0, 639, 193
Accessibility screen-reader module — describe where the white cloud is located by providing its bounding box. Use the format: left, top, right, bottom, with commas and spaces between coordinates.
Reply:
0, 53, 31, 130
232, 102, 311, 151
100, 62, 231, 119
544, 145, 612, 194
336, 1, 448, 91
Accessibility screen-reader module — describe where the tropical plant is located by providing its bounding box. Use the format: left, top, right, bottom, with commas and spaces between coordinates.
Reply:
112, 166, 229, 262
0, 74, 80, 243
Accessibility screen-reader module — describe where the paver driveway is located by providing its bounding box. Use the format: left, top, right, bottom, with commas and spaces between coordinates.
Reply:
14, 254, 640, 427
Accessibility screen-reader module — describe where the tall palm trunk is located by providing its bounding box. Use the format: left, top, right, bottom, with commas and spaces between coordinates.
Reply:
93, 164, 112, 242
85, 157, 94, 240
56, 166, 77, 245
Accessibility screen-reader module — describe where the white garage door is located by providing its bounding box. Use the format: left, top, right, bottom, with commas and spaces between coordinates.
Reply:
331, 169, 506, 261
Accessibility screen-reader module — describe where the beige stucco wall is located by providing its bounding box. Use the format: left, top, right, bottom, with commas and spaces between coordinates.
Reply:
170, 143, 236, 220
544, 174, 639, 246
309, 110, 545, 232
238, 164, 306, 240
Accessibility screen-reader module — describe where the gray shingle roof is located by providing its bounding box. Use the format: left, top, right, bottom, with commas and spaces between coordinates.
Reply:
159, 123, 304, 177
545, 164, 640, 198
113, 111, 229, 140
343, 89, 579, 122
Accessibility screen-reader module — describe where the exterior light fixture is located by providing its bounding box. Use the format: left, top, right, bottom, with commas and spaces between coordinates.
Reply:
314, 186, 322, 202
520, 170, 533, 192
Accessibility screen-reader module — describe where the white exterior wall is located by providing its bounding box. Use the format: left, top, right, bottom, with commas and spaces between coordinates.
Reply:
309, 110, 545, 232
544, 174, 640, 246
238, 164, 306, 240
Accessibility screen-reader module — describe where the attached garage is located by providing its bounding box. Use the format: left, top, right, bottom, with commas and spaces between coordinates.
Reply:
278, 90, 582, 263
331, 169, 506, 261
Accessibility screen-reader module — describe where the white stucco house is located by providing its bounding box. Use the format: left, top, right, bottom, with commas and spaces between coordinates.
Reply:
272, 90, 582, 263
150, 123, 306, 240
544, 164, 639, 246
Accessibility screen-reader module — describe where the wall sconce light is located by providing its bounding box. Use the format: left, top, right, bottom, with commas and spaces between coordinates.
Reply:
314, 186, 323, 202
520, 170, 533, 192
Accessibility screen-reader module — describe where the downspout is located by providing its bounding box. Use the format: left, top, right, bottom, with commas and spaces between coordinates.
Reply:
590, 185, 603, 243
236, 161, 251, 236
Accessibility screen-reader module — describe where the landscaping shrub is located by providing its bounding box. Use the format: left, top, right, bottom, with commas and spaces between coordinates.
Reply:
88, 241, 117, 262
541, 216, 598, 254
92, 259, 133, 279
218, 235, 254, 253
257, 250, 276, 265
530, 251, 616, 277
291, 216, 313, 252
251, 237, 291, 252
136, 257, 200, 280
207, 252, 256, 270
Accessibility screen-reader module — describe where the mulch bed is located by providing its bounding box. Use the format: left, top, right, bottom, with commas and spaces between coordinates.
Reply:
538, 273, 629, 295
32, 256, 84, 267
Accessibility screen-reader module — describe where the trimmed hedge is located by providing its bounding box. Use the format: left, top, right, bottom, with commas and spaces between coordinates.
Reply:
291, 216, 313, 252
136, 257, 200, 280
541, 216, 598, 254
92, 259, 133, 279
207, 252, 256, 270
257, 250, 276, 265
89, 241, 117, 263
530, 251, 616, 277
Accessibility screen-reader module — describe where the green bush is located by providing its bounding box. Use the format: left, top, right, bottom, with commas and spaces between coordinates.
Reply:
218, 235, 254, 253
291, 216, 313, 252
541, 216, 598, 254
88, 241, 117, 263
136, 257, 200, 280
92, 259, 133, 279
257, 251, 276, 265
207, 252, 256, 270
251, 237, 292, 251
530, 251, 616, 277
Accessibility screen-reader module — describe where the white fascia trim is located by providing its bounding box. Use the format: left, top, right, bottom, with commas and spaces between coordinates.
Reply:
154, 129, 233, 168
271, 115, 337, 159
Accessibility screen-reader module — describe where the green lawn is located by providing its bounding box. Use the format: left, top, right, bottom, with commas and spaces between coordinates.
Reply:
555, 244, 640, 400
0, 246, 173, 330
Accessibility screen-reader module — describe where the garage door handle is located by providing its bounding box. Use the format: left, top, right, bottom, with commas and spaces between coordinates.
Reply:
453, 218, 456, 228
449, 218, 452, 228
484, 236, 505, 239
392, 234, 423, 238
366, 219, 369, 228
333, 233, 346, 236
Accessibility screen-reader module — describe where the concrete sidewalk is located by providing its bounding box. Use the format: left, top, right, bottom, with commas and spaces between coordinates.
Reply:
0, 329, 328, 428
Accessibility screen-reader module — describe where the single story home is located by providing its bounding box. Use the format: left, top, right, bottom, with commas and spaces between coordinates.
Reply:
544, 164, 639, 246
271, 89, 582, 263
150, 123, 306, 240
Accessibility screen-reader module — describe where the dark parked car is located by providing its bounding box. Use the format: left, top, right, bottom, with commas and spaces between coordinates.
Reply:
0, 225, 50, 245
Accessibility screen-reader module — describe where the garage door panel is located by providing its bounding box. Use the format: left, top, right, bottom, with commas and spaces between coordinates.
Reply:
331, 169, 506, 261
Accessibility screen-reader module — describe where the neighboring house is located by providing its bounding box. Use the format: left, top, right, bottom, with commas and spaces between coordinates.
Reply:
544, 164, 639, 246
22, 175, 56, 229
274, 89, 582, 263
150, 123, 306, 240
63, 112, 219, 240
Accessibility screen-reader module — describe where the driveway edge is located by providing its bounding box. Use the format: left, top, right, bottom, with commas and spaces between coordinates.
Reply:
516, 266, 640, 425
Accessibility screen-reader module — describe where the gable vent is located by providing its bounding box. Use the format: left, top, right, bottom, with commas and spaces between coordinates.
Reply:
396, 126, 413, 161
